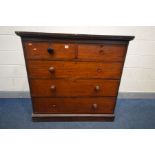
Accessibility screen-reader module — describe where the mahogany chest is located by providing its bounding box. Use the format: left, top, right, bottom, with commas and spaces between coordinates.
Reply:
16, 32, 134, 121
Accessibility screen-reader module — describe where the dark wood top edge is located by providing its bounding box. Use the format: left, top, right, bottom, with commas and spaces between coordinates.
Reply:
15, 31, 135, 41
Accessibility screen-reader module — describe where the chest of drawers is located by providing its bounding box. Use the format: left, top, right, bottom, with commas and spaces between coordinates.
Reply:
16, 32, 134, 121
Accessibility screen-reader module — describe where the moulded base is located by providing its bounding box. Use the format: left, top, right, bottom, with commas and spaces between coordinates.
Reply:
32, 113, 115, 122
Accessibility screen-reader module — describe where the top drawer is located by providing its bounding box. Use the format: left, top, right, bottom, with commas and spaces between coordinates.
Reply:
78, 44, 127, 62
23, 42, 76, 60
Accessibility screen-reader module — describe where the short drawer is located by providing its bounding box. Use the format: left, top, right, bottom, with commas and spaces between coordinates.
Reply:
32, 97, 116, 114
27, 61, 123, 79
78, 44, 127, 61
23, 41, 76, 59
30, 79, 119, 97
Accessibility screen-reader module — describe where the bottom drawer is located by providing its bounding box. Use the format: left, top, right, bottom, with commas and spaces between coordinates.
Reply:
32, 97, 116, 114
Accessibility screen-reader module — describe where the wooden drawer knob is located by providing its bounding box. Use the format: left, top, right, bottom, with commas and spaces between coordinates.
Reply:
95, 85, 100, 91
97, 68, 102, 73
51, 104, 57, 112
50, 85, 56, 91
47, 48, 54, 54
49, 66, 55, 72
92, 103, 98, 111
99, 50, 104, 54
52, 104, 56, 108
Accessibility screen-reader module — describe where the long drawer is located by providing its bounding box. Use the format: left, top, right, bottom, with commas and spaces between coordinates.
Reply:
30, 79, 120, 97
27, 61, 123, 79
32, 97, 116, 114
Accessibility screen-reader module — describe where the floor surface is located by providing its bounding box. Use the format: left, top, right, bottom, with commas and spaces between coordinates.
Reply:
0, 98, 155, 129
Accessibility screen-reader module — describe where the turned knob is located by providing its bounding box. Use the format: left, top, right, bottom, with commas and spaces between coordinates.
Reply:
97, 68, 102, 73
47, 48, 54, 54
49, 66, 55, 73
92, 103, 98, 111
51, 104, 57, 112
50, 85, 56, 91
99, 50, 104, 54
95, 85, 100, 91
52, 104, 56, 108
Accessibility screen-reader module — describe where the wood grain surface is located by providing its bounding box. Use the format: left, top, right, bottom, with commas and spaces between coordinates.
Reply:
24, 42, 76, 59
27, 60, 123, 79
78, 44, 127, 61
30, 79, 120, 97
32, 97, 116, 114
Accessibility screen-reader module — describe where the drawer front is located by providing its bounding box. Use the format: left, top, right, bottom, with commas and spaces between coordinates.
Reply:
33, 97, 116, 114
27, 61, 123, 79
24, 42, 76, 59
30, 79, 119, 97
78, 44, 127, 61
